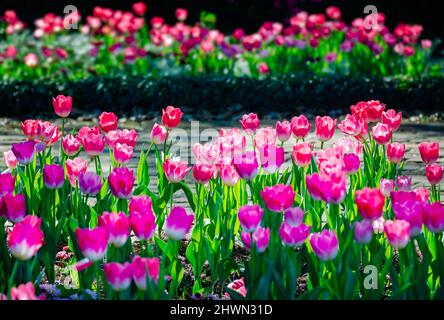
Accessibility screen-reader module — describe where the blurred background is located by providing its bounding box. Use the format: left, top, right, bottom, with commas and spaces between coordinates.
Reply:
1, 0, 442, 41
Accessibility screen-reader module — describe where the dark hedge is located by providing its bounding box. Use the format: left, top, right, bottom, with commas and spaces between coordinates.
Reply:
0, 75, 443, 119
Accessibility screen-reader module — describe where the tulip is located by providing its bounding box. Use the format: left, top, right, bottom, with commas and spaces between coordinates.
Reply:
132, 1, 147, 16
292, 142, 312, 167
43, 164, 65, 189
164, 206, 194, 240
371, 123, 392, 144
426, 163, 443, 185
259, 144, 284, 174
175, 8, 188, 21
342, 153, 360, 174
233, 151, 259, 180
227, 278, 247, 298
10, 282, 45, 300
11, 140, 36, 165
284, 207, 305, 226
384, 220, 410, 249
315, 116, 336, 142
113, 143, 134, 165
24, 53, 38, 67
396, 176, 412, 191
386, 143, 405, 164
238, 204, 263, 232
193, 163, 216, 184
366, 100, 386, 122
98, 212, 130, 248
7, 215, 44, 261
392, 198, 423, 237
413, 187, 430, 202
150, 123, 168, 145
422, 202, 444, 233
219, 164, 240, 187
0, 173, 15, 197
258, 62, 269, 75
291, 115, 311, 139
279, 222, 310, 247
62, 134, 81, 156
254, 127, 276, 150
108, 167, 135, 199
98, 112, 119, 133
77, 126, 105, 156
379, 178, 394, 197
334, 137, 363, 155
3, 193, 26, 222
260, 184, 295, 212
162, 106, 183, 129
309, 230, 339, 261
163, 158, 191, 183
276, 120, 292, 142
354, 220, 373, 244
338, 114, 362, 137
355, 188, 385, 220
131, 256, 160, 290
4, 150, 18, 169
106, 129, 138, 148
129, 196, 157, 240
381, 109, 402, 131
306, 172, 346, 204
79, 172, 102, 196
240, 227, 270, 253
52, 95, 72, 118
75, 227, 109, 262
418, 142, 439, 164
240, 113, 260, 133
65, 157, 89, 187
104, 262, 132, 292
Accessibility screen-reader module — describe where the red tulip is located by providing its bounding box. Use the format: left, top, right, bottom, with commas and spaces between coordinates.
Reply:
426, 163, 443, 185
98, 112, 119, 133
418, 142, 439, 164
240, 113, 261, 133
366, 100, 386, 122
162, 106, 183, 129
292, 142, 312, 167
193, 163, 216, 184
132, 2, 147, 16
386, 142, 405, 163
315, 116, 336, 142
355, 188, 385, 220
52, 95, 72, 118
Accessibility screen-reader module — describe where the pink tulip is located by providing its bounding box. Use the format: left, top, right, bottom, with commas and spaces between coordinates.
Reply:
0, 173, 15, 197
175, 8, 188, 21
342, 153, 360, 174
326, 6, 341, 19
379, 178, 394, 197
240, 113, 260, 133
392, 197, 423, 237
413, 187, 430, 202
10, 282, 45, 300
3, 193, 26, 222
108, 167, 135, 199
162, 106, 183, 129
132, 2, 147, 16
241, 227, 270, 253
3, 150, 18, 170
315, 116, 336, 142
77, 126, 105, 156
129, 196, 157, 241
52, 95, 72, 118
366, 100, 386, 122
43, 164, 65, 189
276, 120, 292, 142
258, 62, 270, 75
193, 142, 219, 165
254, 127, 276, 150
104, 262, 132, 292
219, 164, 240, 187
418, 142, 439, 164
372, 216, 385, 234
75, 227, 109, 262
381, 109, 402, 131
227, 278, 247, 298
98, 112, 119, 133
355, 188, 385, 220
113, 143, 134, 165
384, 220, 410, 249
7, 215, 44, 260
386, 143, 405, 164
65, 157, 89, 187
260, 184, 295, 212
163, 158, 191, 183
259, 144, 284, 174
350, 102, 369, 120
11, 140, 36, 165
396, 176, 412, 191
338, 114, 363, 137
423, 202, 444, 233
233, 151, 259, 180
193, 163, 216, 184
79, 172, 102, 196
237, 204, 263, 232
426, 163, 443, 185
164, 206, 194, 240
291, 115, 311, 139
292, 142, 312, 167
354, 220, 373, 244
106, 129, 138, 148
284, 207, 305, 226
371, 123, 392, 144
334, 137, 363, 155
62, 134, 81, 156
306, 172, 346, 204
98, 212, 130, 248
24, 53, 38, 67
131, 256, 160, 290
309, 230, 339, 261
279, 222, 310, 247
150, 123, 168, 145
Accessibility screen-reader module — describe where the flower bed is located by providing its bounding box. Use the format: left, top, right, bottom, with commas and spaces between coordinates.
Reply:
0, 95, 443, 300
0, 4, 441, 81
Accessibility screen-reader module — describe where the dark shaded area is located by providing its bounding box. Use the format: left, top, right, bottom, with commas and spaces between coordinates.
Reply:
1, 0, 442, 42
0, 75, 442, 119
